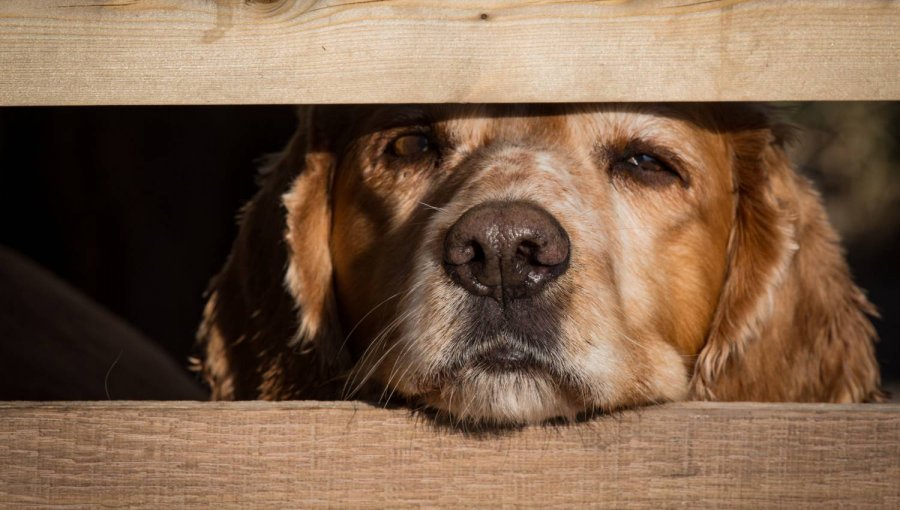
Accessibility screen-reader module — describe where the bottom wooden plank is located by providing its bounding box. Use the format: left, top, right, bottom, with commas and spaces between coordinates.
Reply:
0, 402, 897, 508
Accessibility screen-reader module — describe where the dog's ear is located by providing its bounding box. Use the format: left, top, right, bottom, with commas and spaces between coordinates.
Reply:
196, 106, 350, 400
689, 106, 883, 403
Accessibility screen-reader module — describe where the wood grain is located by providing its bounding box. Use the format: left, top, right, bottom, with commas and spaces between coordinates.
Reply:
0, 0, 897, 105
0, 401, 897, 508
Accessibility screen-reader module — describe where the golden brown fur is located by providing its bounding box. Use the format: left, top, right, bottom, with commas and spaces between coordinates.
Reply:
197, 104, 882, 424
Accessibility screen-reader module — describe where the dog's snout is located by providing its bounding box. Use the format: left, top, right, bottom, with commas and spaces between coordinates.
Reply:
443, 201, 570, 302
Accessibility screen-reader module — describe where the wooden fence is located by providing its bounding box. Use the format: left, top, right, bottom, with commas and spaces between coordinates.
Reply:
1, 402, 898, 508
0, 0, 897, 104
1, 0, 898, 508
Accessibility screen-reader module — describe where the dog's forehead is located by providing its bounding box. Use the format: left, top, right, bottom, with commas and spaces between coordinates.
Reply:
361, 104, 711, 144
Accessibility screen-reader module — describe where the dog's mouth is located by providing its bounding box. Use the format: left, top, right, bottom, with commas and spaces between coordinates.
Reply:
393, 274, 579, 424
411, 298, 574, 408
420, 334, 559, 388
413, 313, 565, 383
472, 343, 543, 372
413, 332, 581, 425
452, 296, 563, 372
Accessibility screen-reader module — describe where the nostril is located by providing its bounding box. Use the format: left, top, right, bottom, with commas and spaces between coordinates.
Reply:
473, 242, 485, 259
516, 240, 538, 261
447, 243, 471, 265
512, 234, 569, 269
470, 241, 485, 264
446, 240, 486, 265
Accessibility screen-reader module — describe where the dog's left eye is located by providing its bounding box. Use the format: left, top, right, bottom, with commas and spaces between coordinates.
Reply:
389, 134, 432, 158
624, 154, 668, 174
612, 151, 684, 187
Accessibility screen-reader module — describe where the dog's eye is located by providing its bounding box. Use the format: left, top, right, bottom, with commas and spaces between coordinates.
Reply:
389, 134, 431, 158
613, 152, 682, 187
625, 154, 667, 173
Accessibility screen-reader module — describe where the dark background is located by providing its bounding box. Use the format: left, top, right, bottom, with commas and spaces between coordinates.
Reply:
0, 104, 897, 390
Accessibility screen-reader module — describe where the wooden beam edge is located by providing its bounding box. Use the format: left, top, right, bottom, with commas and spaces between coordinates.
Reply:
2, 401, 897, 507
0, 0, 897, 105
1, 400, 897, 415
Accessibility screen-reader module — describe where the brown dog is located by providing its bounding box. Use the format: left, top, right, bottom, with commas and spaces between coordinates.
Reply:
197, 104, 883, 424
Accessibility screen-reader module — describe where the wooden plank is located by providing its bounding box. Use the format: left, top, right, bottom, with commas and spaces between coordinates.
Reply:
0, 402, 897, 508
0, 0, 897, 105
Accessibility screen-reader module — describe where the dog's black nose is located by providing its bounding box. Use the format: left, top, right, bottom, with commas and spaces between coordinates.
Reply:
443, 201, 570, 302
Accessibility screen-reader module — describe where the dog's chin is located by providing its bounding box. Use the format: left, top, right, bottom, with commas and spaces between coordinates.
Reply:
421, 367, 581, 425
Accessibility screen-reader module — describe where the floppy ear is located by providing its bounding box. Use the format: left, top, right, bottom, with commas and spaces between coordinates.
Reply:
196, 106, 349, 400
689, 108, 883, 403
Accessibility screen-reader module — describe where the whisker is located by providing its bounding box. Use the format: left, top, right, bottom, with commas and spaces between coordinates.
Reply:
341, 329, 391, 399
419, 201, 447, 213
380, 325, 424, 406
381, 360, 414, 408
460, 379, 478, 424
340, 285, 423, 398
344, 309, 417, 399
379, 328, 420, 403
446, 382, 458, 424
104, 349, 124, 400
337, 290, 404, 358
342, 335, 394, 399
346, 330, 405, 400
342, 331, 389, 399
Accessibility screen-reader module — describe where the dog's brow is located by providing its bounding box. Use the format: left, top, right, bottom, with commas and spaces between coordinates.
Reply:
373, 106, 432, 129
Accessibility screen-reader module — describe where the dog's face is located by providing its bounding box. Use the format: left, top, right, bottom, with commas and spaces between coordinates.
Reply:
328, 105, 732, 422
200, 104, 882, 424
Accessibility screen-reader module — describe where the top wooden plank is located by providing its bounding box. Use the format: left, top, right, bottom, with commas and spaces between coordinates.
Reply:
0, 0, 898, 105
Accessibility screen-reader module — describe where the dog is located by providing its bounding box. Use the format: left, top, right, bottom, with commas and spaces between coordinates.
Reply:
196, 104, 883, 425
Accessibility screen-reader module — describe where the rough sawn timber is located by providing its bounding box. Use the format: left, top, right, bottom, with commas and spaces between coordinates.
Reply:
0, 401, 898, 508
0, 0, 897, 105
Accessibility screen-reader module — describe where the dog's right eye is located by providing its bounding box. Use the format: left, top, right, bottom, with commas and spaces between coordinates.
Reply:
389, 134, 432, 158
